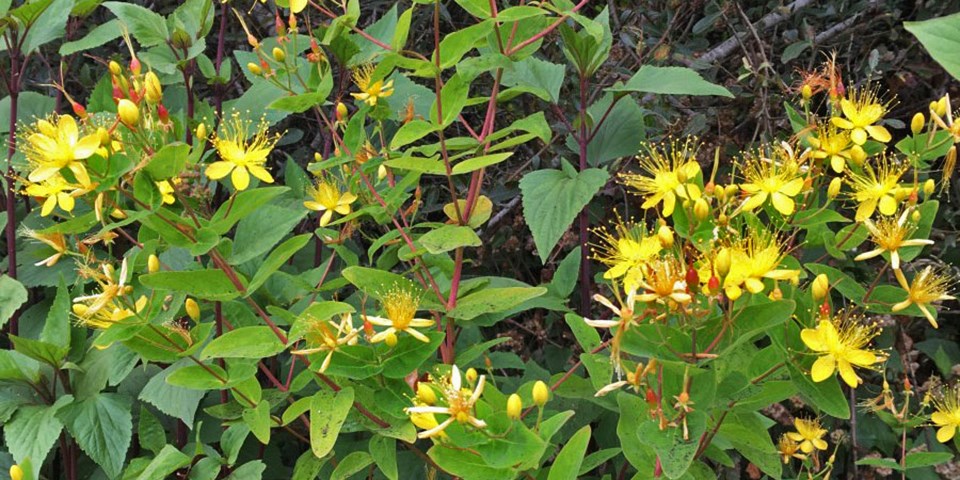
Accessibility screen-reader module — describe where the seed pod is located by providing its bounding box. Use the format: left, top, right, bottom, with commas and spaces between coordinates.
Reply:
384, 331, 398, 347
801, 84, 813, 101
827, 177, 842, 199
532, 381, 549, 407
72, 101, 88, 119
109, 60, 122, 76
157, 104, 170, 123
507, 394, 522, 420
185, 298, 201, 321
130, 57, 142, 75
911, 112, 925, 135
148, 254, 160, 273
336, 102, 348, 123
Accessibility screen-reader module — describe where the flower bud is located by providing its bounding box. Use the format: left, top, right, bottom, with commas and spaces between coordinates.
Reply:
707, 275, 720, 293
117, 99, 139, 128
108, 60, 122, 76
849, 145, 867, 166
377, 164, 388, 182
247, 34, 259, 49
911, 112, 925, 135
657, 225, 674, 248
416, 383, 437, 405
97, 127, 111, 146
827, 177, 842, 199
196, 123, 207, 141
911, 209, 921, 223
10, 465, 23, 480
272, 47, 286, 62
247, 62, 262, 76
384, 331, 398, 347
157, 104, 170, 124
923, 178, 936, 197
465, 367, 478, 384
72, 101, 87, 119
715, 248, 731, 278
72, 304, 89, 316
129, 57, 142, 75
171, 28, 193, 49
725, 184, 740, 200
812, 274, 829, 301
336, 102, 348, 123
185, 298, 200, 321
693, 198, 709, 220
801, 84, 812, 101
148, 254, 160, 273
507, 393, 522, 420
936, 96, 949, 117
532, 380, 549, 407
144, 71, 162, 104
929, 100, 939, 115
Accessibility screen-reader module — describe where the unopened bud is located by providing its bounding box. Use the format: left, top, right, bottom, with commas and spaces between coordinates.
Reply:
171, 28, 192, 49
693, 198, 709, 220
247, 62, 262, 76
377, 164, 388, 182
157, 104, 170, 123
72, 102, 87, 119
911, 112, 925, 135
109, 60, 122, 76
416, 383, 437, 405
657, 225, 674, 248
117, 99, 139, 128
384, 331, 398, 347
769, 286, 783, 301
801, 84, 813, 101
827, 177, 842, 199
148, 254, 160, 273
507, 393, 522, 420
923, 178, 936, 197
812, 273, 829, 301
849, 145, 867, 166
97, 127, 111, 146
465, 368, 478, 384
272, 47, 286, 62
196, 123, 207, 141
911, 210, 921, 223
72, 304, 89, 316
707, 275, 720, 292
532, 380, 549, 407
185, 298, 200, 321
129, 57, 141, 75
936, 97, 949, 117
725, 184, 740, 200
10, 465, 23, 480
336, 102, 348, 123
715, 248, 731, 278
144, 71, 162, 104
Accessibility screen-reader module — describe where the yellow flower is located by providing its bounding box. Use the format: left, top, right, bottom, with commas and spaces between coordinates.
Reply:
73, 296, 146, 330
21, 228, 68, 267
205, 114, 278, 190
777, 434, 807, 463
156, 179, 179, 205
72, 258, 130, 320
405, 366, 486, 439
931, 384, 960, 443
24, 174, 87, 217
350, 64, 394, 107
586, 284, 638, 375
786, 418, 829, 454
809, 126, 855, 173
893, 266, 956, 328
846, 154, 905, 222
619, 138, 702, 217
738, 144, 807, 215
830, 86, 892, 145
722, 232, 799, 299
365, 287, 434, 343
636, 257, 692, 305
854, 210, 933, 269
304, 178, 357, 227
21, 114, 98, 187
800, 312, 884, 387
590, 216, 662, 291
291, 313, 359, 373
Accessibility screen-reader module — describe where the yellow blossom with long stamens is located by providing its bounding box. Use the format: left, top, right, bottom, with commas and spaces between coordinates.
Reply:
24, 175, 88, 217
854, 210, 933, 270
405, 366, 486, 439
20, 228, 68, 267
205, 114, 278, 190
619, 138, 702, 217
830, 86, 893, 145
350, 64, 394, 107
738, 144, 807, 215
291, 313, 359, 373
72, 258, 131, 321
777, 434, 807, 464
786, 418, 829, 454
893, 266, 956, 328
800, 311, 884, 387
636, 257, 692, 305
21, 114, 99, 187
722, 232, 799, 299
365, 287, 434, 343
846, 154, 906, 222
931, 384, 960, 443
590, 215, 662, 291
809, 125, 855, 173
585, 284, 638, 376
73, 296, 147, 330
304, 177, 357, 227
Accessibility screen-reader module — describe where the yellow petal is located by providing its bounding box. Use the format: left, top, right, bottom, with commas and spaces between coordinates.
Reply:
937, 425, 957, 443
800, 328, 826, 352
247, 165, 274, 183
865, 125, 892, 143
831, 117, 854, 130
57, 192, 75, 213
780, 178, 805, 196
850, 128, 867, 145
771, 192, 795, 215
855, 199, 876, 222
931, 412, 954, 426
836, 359, 861, 387
878, 195, 897, 216
74, 134, 101, 159
231, 165, 250, 190
41, 195, 57, 216
810, 355, 836, 382
845, 349, 877, 367
742, 191, 768, 212
662, 191, 676, 217
289, 0, 307, 13
205, 161, 234, 180
831, 155, 845, 173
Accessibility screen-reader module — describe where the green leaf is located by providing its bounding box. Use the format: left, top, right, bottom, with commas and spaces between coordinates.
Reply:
57, 393, 133, 479
905, 13, 960, 81
805, 263, 866, 302
225, 460, 266, 479
448, 287, 548, 321
369, 436, 398, 480
166, 363, 228, 390
268, 91, 331, 113
381, 331, 444, 378
289, 301, 355, 344
140, 269, 242, 301
857, 456, 902, 471
331, 451, 374, 480
40, 278, 71, 347
547, 425, 591, 480
341, 266, 424, 302
501, 56, 565, 103
430, 73, 469, 126
310, 387, 354, 458
904, 451, 954, 469
788, 363, 849, 419
145, 142, 191, 179
137, 406, 165, 454
616, 393, 655, 471
246, 234, 311, 295
564, 93, 645, 167
243, 401, 272, 444
4, 395, 72, 480
717, 413, 781, 479
0, 275, 28, 329
10, 336, 68, 367
428, 445, 514, 480
455, 337, 511, 366
419, 225, 482, 254
230, 203, 308, 265
136, 444, 191, 480
453, 0, 491, 18
451, 152, 513, 175
209, 186, 290, 234
60, 18, 122, 54
20, 0, 73, 54
103, 1, 169, 46
390, 119, 437, 150
719, 300, 795, 355
608, 65, 733, 97
292, 450, 327, 480
565, 313, 600, 352
200, 326, 286, 360
139, 360, 206, 426
519, 166, 609, 263
638, 410, 706, 478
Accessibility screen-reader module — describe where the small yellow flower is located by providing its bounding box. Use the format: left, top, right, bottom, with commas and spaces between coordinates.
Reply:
893, 266, 956, 328
72, 296, 146, 330
205, 114, 278, 190
830, 86, 892, 145
786, 418, 829, 454
777, 434, 807, 464
846, 154, 905, 222
24, 174, 87, 217
722, 232, 799, 299
21, 228, 68, 267
590, 215, 662, 290
304, 178, 357, 227
21, 114, 99, 187
800, 312, 884, 387
636, 257, 692, 305
854, 210, 933, 269
809, 126, 854, 173
73, 258, 130, 320
291, 313, 359, 373
365, 287, 434, 343
405, 366, 486, 439
156, 179, 179, 205
351, 64, 394, 107
930, 384, 960, 443
619, 138, 702, 217
738, 144, 807, 215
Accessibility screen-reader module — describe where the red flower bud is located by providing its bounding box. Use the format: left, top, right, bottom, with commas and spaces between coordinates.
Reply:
129, 57, 141, 75
685, 265, 699, 291
71, 102, 87, 119
157, 103, 169, 123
